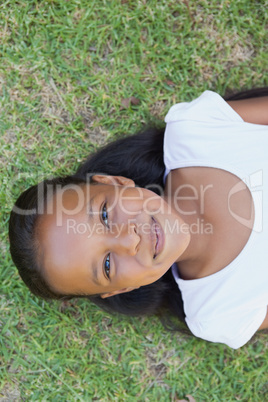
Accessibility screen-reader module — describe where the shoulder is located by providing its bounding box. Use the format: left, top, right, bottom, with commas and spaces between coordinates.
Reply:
258, 307, 268, 330
186, 305, 268, 349
164, 90, 243, 124
227, 97, 268, 125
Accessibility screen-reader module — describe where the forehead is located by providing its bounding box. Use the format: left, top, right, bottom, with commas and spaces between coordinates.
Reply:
38, 181, 116, 247
36, 185, 97, 293
48, 183, 93, 211
40, 182, 105, 220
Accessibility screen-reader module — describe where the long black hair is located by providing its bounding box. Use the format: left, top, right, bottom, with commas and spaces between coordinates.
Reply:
9, 87, 268, 326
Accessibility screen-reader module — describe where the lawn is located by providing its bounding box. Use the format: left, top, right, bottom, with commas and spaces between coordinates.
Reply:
1, 0, 267, 400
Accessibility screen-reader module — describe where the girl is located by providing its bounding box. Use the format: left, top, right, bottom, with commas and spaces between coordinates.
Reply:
9, 88, 268, 349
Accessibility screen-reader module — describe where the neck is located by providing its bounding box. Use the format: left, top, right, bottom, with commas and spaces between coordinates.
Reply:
176, 210, 213, 264
163, 168, 216, 279
164, 194, 214, 280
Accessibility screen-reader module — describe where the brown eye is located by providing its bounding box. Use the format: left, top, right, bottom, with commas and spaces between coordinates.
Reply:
101, 203, 109, 227
103, 254, 110, 279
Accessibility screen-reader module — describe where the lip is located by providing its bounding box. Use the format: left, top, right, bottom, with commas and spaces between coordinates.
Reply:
152, 216, 165, 258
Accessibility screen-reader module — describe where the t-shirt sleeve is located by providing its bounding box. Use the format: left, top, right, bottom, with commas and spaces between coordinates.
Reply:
163, 90, 247, 176
164, 90, 243, 124
186, 306, 267, 349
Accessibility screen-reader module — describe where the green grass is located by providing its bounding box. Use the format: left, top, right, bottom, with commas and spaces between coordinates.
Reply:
1, 0, 268, 400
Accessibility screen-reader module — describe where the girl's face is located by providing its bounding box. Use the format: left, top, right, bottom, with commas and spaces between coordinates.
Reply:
38, 175, 190, 298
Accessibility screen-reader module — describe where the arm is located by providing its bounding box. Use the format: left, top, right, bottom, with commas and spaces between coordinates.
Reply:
227, 97, 268, 125
227, 97, 268, 330
259, 307, 268, 330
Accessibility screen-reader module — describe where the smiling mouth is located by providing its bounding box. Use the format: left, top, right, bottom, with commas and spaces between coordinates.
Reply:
152, 217, 164, 259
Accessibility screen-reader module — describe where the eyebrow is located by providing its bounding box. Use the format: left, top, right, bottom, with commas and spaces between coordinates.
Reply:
87, 194, 97, 223
92, 262, 100, 286
87, 194, 101, 286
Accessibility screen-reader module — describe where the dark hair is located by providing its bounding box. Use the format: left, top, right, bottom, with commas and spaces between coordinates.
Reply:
9, 176, 88, 299
224, 86, 268, 101
9, 87, 268, 326
75, 125, 166, 193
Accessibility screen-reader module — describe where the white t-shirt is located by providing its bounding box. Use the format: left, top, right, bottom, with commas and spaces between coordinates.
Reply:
163, 90, 268, 349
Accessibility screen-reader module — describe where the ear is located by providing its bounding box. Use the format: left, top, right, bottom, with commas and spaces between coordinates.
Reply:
100, 287, 139, 299
91, 175, 135, 188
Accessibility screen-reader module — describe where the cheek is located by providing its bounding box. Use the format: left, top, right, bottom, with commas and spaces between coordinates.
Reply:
119, 200, 143, 218
119, 258, 166, 288
142, 195, 166, 215
117, 259, 146, 280
119, 188, 163, 216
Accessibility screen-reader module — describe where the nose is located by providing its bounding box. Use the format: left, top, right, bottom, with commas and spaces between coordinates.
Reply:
109, 222, 140, 256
